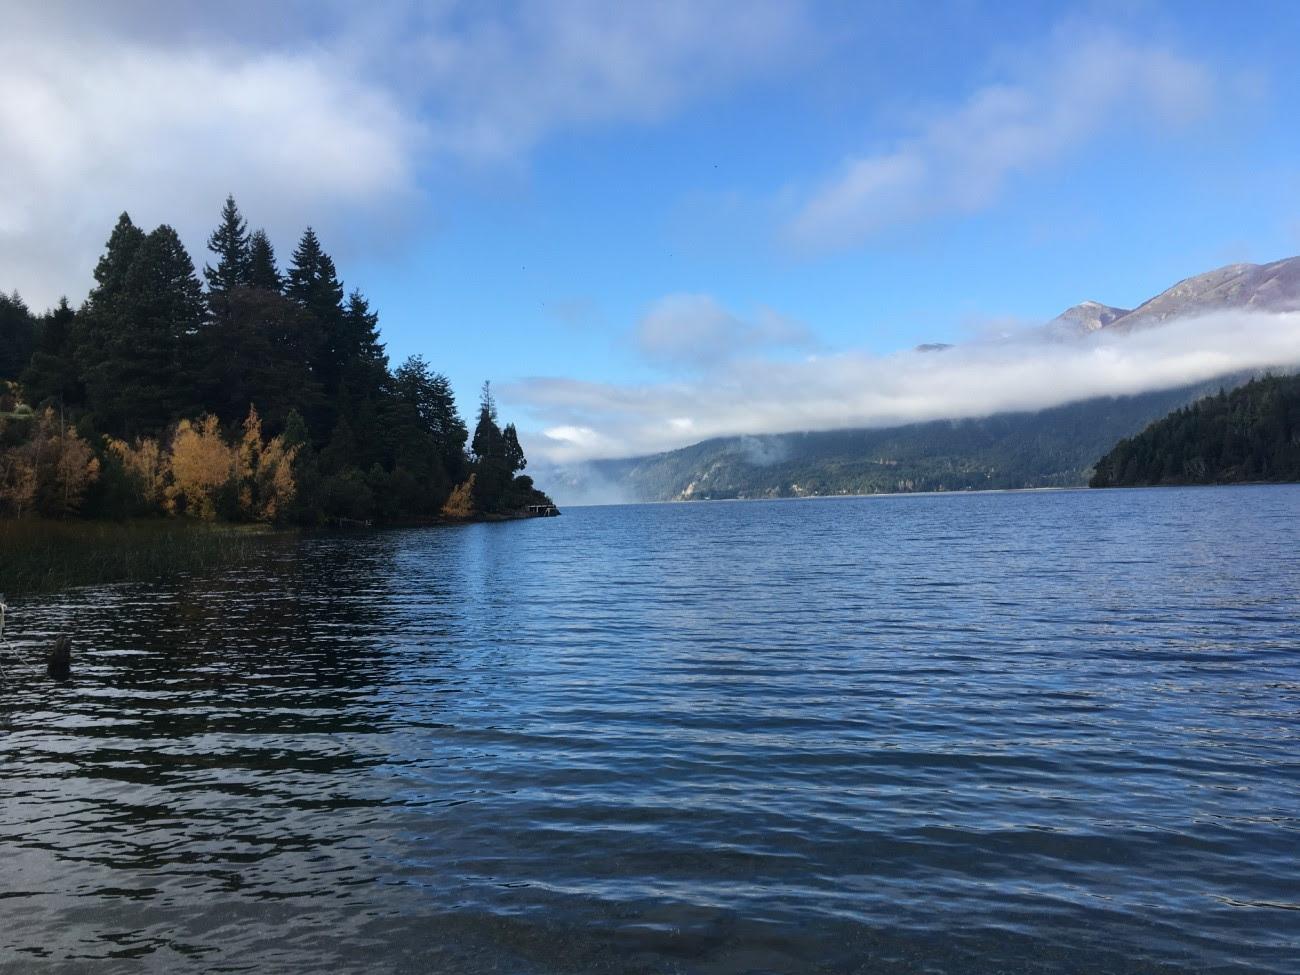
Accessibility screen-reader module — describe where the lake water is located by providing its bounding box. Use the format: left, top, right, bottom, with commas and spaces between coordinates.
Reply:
2, 486, 1298, 974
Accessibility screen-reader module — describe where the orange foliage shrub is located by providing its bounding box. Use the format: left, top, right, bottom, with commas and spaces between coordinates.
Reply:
441, 474, 476, 519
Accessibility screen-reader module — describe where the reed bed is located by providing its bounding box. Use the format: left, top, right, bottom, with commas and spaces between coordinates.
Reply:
0, 520, 289, 597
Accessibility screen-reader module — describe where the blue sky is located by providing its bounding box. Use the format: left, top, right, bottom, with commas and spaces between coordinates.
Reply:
5, 1, 1300, 459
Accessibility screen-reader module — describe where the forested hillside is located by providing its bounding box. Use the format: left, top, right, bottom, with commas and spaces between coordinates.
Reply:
0, 198, 551, 523
577, 380, 1252, 502
1090, 374, 1300, 487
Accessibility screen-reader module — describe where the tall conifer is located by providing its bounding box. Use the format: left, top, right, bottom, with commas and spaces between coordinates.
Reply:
87, 225, 204, 434
247, 229, 282, 292
204, 195, 251, 295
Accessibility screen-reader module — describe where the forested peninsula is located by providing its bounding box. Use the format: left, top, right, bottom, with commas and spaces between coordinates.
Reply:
1090, 374, 1300, 488
0, 198, 553, 525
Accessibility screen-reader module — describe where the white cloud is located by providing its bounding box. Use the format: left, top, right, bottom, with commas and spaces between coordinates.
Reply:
0, 19, 419, 307
0, 1, 807, 308
635, 293, 813, 368
789, 30, 1217, 248
508, 311, 1300, 463
386, 0, 809, 160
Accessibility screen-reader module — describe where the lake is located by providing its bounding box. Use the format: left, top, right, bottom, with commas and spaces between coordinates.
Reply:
2, 486, 1298, 974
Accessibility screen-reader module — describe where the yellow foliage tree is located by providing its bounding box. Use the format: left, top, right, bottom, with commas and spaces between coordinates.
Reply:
0, 445, 38, 517
441, 474, 477, 519
47, 418, 100, 517
106, 436, 167, 511
253, 433, 298, 522
227, 405, 298, 522
0, 383, 38, 517
235, 405, 262, 515
166, 415, 235, 519
0, 407, 99, 518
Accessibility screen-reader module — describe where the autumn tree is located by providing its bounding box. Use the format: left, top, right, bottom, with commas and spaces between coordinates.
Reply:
105, 435, 168, 511
233, 404, 299, 522
0, 406, 100, 518
167, 415, 235, 519
441, 475, 476, 519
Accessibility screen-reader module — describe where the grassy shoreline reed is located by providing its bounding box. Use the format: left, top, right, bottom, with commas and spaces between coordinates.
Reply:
0, 520, 288, 597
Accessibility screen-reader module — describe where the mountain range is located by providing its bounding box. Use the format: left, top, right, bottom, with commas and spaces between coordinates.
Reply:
1049, 255, 1300, 336
549, 256, 1300, 504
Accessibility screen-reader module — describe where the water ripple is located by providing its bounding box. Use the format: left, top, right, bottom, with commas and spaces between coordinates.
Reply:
2, 486, 1299, 973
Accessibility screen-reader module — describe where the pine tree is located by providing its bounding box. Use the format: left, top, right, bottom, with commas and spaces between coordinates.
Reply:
0, 291, 35, 382
286, 228, 345, 319
342, 289, 387, 372
90, 212, 147, 299
469, 381, 512, 512
286, 228, 347, 420
471, 380, 502, 460
73, 213, 146, 396
502, 423, 526, 473
21, 298, 81, 406
247, 229, 282, 292
393, 354, 468, 473
85, 225, 205, 435
204, 195, 251, 295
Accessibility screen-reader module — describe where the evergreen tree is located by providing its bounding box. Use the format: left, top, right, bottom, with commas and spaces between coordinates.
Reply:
0, 291, 35, 382
470, 381, 514, 512
73, 213, 146, 391
502, 423, 526, 473
471, 380, 502, 460
84, 224, 205, 435
247, 229, 282, 292
196, 287, 321, 428
203, 195, 251, 295
342, 289, 387, 373
286, 228, 347, 423
90, 212, 146, 299
393, 355, 468, 472
21, 298, 81, 406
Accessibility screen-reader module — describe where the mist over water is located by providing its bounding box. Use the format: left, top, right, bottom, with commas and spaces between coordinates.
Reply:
2, 487, 1298, 974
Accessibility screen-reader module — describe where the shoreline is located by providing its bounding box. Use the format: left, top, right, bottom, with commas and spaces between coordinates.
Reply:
0, 507, 560, 598
557, 479, 1300, 508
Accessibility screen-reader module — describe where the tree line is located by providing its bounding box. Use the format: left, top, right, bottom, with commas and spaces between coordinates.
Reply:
0, 197, 551, 522
1090, 374, 1300, 488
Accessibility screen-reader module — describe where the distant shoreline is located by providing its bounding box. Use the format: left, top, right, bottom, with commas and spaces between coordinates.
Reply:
556, 480, 1299, 509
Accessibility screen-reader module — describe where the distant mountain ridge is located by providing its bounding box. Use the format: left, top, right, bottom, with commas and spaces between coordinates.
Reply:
1048, 300, 1129, 335
552, 255, 1300, 505
1051, 256, 1300, 336
574, 379, 1251, 503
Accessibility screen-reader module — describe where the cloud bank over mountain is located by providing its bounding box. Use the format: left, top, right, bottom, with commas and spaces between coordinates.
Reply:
511, 310, 1300, 463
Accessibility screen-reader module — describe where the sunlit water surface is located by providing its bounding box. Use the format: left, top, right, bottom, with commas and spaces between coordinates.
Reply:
2, 486, 1299, 974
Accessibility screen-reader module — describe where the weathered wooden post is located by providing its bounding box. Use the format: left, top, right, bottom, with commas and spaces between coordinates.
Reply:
47, 635, 71, 680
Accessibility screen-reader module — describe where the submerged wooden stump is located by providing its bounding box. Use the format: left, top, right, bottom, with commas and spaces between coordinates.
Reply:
47, 635, 71, 680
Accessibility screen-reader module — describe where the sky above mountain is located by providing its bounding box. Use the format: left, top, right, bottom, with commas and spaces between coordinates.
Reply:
5, 1, 1300, 460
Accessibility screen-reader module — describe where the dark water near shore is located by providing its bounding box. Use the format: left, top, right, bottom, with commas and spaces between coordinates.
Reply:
2, 486, 1299, 974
